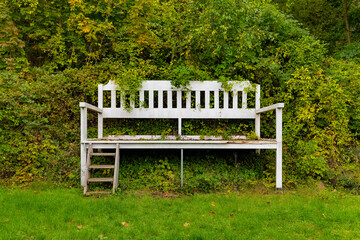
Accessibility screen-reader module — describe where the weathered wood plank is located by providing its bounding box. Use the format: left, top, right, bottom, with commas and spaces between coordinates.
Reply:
88, 177, 114, 182
79, 102, 103, 113
84, 142, 278, 150
89, 165, 115, 169
256, 103, 284, 114
91, 152, 116, 156
101, 108, 256, 119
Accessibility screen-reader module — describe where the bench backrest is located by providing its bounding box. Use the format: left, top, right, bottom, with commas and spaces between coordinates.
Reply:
99, 80, 260, 119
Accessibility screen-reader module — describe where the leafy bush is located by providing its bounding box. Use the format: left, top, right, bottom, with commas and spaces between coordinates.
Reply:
1, 0, 360, 191
283, 65, 359, 183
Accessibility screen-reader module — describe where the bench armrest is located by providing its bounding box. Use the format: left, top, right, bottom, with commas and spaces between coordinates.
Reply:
79, 102, 103, 113
79, 102, 103, 142
256, 103, 284, 114
255, 103, 284, 143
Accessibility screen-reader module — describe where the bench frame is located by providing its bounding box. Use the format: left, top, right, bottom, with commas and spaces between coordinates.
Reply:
80, 80, 284, 190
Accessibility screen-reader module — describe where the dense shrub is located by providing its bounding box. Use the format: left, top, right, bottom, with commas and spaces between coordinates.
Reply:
0, 0, 359, 190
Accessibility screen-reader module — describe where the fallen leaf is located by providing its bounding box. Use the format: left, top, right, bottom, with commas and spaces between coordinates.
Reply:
210, 211, 215, 215
77, 225, 83, 230
211, 202, 215, 207
121, 222, 130, 227
230, 214, 234, 218
183, 222, 190, 227
266, 201, 270, 204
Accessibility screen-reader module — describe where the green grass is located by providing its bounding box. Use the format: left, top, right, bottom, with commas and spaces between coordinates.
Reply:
0, 186, 360, 240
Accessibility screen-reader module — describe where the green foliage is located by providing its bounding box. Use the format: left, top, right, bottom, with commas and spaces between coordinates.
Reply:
335, 42, 360, 63
283, 66, 356, 181
273, 0, 360, 53
1, 0, 360, 190
116, 150, 265, 193
324, 58, 360, 137
0, 68, 98, 184
0, 3, 26, 71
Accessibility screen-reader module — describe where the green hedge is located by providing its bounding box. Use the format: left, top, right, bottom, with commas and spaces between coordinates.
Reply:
1, 0, 359, 190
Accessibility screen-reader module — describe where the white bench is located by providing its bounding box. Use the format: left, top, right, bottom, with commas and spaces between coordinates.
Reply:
79, 80, 284, 194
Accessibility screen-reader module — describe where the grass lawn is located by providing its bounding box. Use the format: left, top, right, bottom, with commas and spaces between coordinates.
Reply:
0, 185, 359, 240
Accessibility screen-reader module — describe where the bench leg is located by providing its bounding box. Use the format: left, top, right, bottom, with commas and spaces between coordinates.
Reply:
113, 144, 120, 192
276, 143, 282, 189
80, 143, 87, 187
181, 149, 183, 187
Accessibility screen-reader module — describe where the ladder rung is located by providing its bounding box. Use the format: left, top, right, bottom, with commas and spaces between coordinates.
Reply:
91, 153, 116, 156
89, 165, 115, 169
88, 178, 114, 183
85, 191, 112, 195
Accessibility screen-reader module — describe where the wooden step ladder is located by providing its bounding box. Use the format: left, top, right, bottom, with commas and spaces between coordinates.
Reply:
84, 143, 119, 195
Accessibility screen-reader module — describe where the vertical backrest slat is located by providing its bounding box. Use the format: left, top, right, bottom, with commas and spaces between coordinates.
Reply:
177, 90, 181, 109
186, 91, 191, 109
195, 91, 200, 109
140, 90, 144, 107
224, 91, 229, 109
149, 90, 154, 109
242, 91, 247, 109
205, 91, 210, 109
158, 90, 163, 109
168, 91, 172, 108
130, 92, 135, 108
121, 91, 124, 108
98, 84, 103, 108
233, 91, 237, 109
214, 90, 219, 109
255, 84, 260, 109
111, 90, 116, 108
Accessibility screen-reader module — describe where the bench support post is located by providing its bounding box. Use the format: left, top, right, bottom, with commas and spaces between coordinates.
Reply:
255, 114, 261, 154
113, 144, 120, 192
276, 108, 283, 189
255, 85, 261, 154
98, 114, 103, 138
80, 106, 87, 187
181, 149, 184, 187
255, 84, 261, 138
80, 107, 87, 142
80, 143, 87, 187
98, 84, 103, 138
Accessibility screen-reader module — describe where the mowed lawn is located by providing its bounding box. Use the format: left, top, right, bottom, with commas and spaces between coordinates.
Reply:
0, 186, 359, 240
